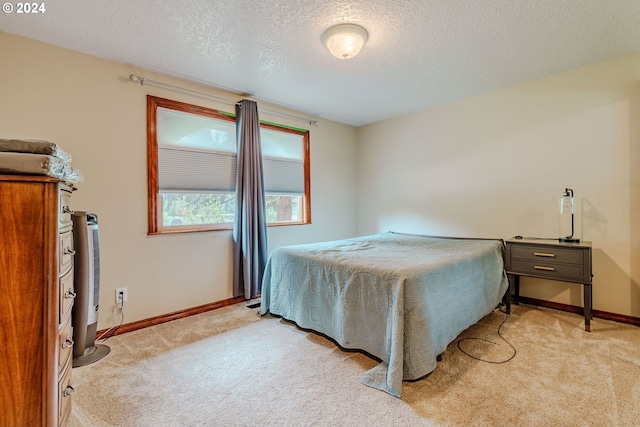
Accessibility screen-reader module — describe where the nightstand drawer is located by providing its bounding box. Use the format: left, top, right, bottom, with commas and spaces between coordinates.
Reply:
510, 259, 584, 281
505, 238, 593, 331
511, 245, 583, 265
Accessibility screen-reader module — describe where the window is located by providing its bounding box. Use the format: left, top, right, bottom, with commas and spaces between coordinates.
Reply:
147, 96, 311, 234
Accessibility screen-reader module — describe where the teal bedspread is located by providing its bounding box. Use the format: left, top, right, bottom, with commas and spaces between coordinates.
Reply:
259, 232, 508, 397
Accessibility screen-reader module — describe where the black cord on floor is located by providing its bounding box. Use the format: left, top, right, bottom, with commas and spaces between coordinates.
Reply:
96, 301, 125, 342
456, 313, 516, 364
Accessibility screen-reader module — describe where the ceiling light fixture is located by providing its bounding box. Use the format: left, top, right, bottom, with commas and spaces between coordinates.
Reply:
322, 23, 369, 60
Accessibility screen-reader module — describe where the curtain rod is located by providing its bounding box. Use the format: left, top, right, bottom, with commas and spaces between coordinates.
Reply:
129, 74, 319, 126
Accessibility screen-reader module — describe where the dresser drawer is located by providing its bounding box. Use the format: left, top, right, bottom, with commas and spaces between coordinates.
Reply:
510, 245, 583, 265
58, 359, 74, 427
59, 231, 75, 276
59, 268, 75, 325
58, 318, 74, 374
59, 189, 73, 230
510, 258, 585, 281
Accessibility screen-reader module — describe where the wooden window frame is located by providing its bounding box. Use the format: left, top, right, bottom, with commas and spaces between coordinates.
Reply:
147, 95, 311, 235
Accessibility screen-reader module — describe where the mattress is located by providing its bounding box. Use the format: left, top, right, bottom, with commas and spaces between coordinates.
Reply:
259, 232, 509, 397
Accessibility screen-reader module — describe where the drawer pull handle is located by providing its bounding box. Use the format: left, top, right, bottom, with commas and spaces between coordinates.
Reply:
63, 383, 75, 397
534, 252, 556, 258
62, 337, 74, 349
62, 206, 74, 214
64, 290, 77, 299
64, 248, 76, 256
534, 265, 556, 271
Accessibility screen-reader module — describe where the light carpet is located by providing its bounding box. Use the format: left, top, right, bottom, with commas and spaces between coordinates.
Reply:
68, 303, 640, 427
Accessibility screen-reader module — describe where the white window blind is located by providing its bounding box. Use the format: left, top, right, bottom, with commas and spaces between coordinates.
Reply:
158, 146, 236, 192
262, 156, 304, 194
261, 126, 305, 195
157, 107, 305, 195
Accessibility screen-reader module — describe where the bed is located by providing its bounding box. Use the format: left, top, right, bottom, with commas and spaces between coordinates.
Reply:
258, 232, 509, 397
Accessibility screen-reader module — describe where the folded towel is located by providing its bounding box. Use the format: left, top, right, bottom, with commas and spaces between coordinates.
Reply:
0, 138, 72, 163
0, 151, 83, 183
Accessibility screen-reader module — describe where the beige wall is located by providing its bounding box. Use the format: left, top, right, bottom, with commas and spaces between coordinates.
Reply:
0, 33, 359, 329
357, 54, 640, 317
3, 31, 639, 324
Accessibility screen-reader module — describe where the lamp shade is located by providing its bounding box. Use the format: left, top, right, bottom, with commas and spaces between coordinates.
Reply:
559, 195, 574, 214
322, 24, 368, 59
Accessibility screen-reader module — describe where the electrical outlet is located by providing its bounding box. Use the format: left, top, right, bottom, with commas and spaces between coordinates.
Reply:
115, 287, 128, 304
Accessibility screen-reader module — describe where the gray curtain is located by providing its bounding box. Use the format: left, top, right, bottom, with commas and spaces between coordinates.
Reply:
232, 99, 268, 299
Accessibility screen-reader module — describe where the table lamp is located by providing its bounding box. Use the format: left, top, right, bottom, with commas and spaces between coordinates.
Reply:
559, 188, 580, 243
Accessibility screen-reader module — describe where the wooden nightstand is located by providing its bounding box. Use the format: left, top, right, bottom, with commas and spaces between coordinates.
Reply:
505, 238, 593, 331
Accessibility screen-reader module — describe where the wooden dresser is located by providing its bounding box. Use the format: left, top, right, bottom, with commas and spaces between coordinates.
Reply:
0, 175, 76, 426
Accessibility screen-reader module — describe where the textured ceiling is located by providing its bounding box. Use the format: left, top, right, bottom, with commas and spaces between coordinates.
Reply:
2, 0, 640, 126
